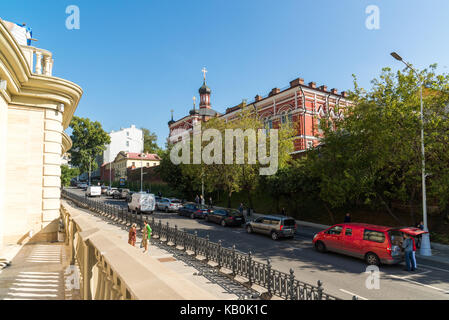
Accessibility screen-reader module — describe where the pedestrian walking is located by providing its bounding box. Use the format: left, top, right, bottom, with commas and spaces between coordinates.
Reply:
344, 213, 351, 223
142, 221, 152, 253
411, 236, 417, 270
281, 207, 286, 216
195, 195, 200, 204
239, 203, 244, 215
200, 195, 205, 205
209, 196, 213, 208
128, 223, 137, 247
402, 233, 415, 271
416, 221, 424, 248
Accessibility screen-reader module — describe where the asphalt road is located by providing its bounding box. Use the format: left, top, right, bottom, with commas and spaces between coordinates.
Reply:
69, 188, 449, 300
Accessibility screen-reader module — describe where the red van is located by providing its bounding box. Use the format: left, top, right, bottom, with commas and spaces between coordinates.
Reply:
312, 223, 428, 265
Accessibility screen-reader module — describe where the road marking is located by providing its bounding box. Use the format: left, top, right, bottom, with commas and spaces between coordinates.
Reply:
389, 275, 449, 294
397, 270, 431, 279
339, 289, 368, 300
419, 264, 449, 274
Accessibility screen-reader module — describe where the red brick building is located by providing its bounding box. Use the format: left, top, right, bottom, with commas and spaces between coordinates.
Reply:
168, 73, 352, 156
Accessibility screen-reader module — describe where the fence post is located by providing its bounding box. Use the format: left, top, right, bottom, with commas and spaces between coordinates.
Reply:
218, 240, 222, 268
267, 258, 272, 296
158, 220, 162, 241
317, 280, 323, 300
289, 269, 295, 300
248, 251, 253, 286
205, 235, 210, 261
232, 245, 236, 276
174, 225, 178, 247
166, 222, 170, 242
194, 231, 198, 256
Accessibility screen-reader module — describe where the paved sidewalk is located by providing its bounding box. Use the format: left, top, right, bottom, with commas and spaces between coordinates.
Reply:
0, 242, 80, 300
63, 199, 255, 300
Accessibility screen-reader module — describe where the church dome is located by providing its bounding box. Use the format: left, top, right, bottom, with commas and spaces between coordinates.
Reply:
199, 81, 211, 95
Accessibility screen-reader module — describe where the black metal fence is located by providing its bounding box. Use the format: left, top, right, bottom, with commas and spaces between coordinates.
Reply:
61, 189, 342, 300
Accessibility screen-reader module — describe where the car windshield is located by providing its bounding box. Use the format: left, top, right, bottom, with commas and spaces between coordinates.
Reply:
283, 219, 296, 226
227, 209, 242, 216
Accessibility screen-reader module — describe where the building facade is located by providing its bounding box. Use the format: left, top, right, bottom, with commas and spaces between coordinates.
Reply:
168, 74, 351, 155
101, 152, 161, 182
0, 19, 82, 247
103, 125, 143, 164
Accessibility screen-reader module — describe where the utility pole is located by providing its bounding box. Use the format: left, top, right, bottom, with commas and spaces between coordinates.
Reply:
391, 52, 431, 256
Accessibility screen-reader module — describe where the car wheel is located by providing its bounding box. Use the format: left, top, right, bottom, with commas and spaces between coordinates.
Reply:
221, 220, 226, 227
365, 252, 380, 266
190, 213, 195, 219
246, 225, 253, 234
127, 206, 131, 212
315, 241, 326, 253
271, 231, 279, 241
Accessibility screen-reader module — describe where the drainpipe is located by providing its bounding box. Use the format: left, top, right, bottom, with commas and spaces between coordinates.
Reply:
299, 86, 307, 150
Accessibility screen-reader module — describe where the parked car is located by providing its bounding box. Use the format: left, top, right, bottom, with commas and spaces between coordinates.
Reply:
156, 198, 183, 212
112, 188, 130, 200
178, 203, 212, 219
100, 185, 109, 194
312, 223, 428, 265
128, 192, 155, 214
106, 187, 118, 196
205, 208, 245, 227
85, 186, 101, 197
245, 215, 297, 240
80, 183, 88, 190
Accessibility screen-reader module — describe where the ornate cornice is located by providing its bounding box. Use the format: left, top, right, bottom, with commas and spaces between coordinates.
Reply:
0, 19, 83, 129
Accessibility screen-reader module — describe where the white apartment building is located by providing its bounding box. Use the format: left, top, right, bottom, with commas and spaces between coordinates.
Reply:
103, 125, 143, 164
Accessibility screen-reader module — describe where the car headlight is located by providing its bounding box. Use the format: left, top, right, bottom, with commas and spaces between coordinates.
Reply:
313, 234, 317, 240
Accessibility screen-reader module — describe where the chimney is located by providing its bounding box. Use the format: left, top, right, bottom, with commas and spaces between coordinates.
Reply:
269, 88, 280, 96
308, 82, 316, 89
341, 91, 348, 98
319, 85, 327, 92
289, 78, 305, 87
255, 95, 262, 102
331, 88, 338, 95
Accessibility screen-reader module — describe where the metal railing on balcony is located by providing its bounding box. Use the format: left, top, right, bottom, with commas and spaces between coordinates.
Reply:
61, 189, 341, 300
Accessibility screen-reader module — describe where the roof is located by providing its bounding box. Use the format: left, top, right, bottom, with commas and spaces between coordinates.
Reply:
334, 223, 394, 232
115, 151, 161, 162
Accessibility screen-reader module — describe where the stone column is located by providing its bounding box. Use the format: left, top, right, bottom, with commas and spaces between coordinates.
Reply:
0, 96, 8, 249
42, 108, 63, 241
35, 51, 43, 75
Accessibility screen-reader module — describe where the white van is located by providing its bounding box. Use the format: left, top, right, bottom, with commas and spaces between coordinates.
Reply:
85, 186, 101, 197
128, 192, 155, 214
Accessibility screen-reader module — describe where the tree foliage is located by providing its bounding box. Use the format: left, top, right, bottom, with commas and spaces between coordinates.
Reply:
60, 165, 80, 187
69, 116, 110, 177
142, 128, 162, 155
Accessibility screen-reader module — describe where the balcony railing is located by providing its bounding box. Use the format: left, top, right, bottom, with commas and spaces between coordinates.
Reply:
20, 45, 53, 76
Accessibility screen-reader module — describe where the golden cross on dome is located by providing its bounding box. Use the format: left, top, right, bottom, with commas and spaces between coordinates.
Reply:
193, 96, 196, 108
201, 67, 208, 81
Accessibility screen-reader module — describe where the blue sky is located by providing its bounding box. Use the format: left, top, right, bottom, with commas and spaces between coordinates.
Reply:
2, 0, 449, 147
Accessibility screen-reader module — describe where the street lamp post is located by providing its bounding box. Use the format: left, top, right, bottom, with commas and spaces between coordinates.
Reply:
391, 52, 432, 256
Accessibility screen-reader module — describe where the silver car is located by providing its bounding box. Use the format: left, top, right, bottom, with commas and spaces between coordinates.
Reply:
156, 198, 182, 212
245, 215, 297, 240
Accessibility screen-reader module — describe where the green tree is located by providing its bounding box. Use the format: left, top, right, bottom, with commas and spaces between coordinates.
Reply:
69, 116, 110, 182
312, 64, 449, 224
142, 128, 162, 155
60, 165, 80, 187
